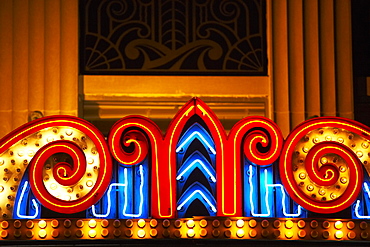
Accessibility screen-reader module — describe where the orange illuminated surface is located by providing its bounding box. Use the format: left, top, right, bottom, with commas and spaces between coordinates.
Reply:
0, 218, 368, 241
0, 98, 370, 242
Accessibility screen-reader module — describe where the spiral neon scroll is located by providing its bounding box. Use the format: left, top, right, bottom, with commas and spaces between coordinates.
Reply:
0, 116, 112, 215
280, 117, 370, 213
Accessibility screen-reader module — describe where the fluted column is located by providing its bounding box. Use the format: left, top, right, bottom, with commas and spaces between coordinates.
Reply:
272, 0, 353, 134
272, 0, 290, 137
303, 0, 321, 119
60, 0, 78, 116
288, 0, 305, 129
28, 0, 45, 116
335, 0, 353, 119
0, 0, 13, 138
12, 0, 29, 129
319, 0, 336, 116
44, 0, 61, 116
0, 0, 78, 139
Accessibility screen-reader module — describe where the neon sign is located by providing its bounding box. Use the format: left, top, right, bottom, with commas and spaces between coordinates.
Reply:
1, 98, 370, 242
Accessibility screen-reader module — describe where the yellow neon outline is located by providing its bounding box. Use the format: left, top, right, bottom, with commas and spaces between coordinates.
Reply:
111, 122, 169, 217
112, 138, 142, 165
310, 147, 337, 183
283, 121, 367, 210
196, 104, 234, 215
33, 144, 83, 202
231, 120, 279, 215
168, 105, 194, 217
53, 146, 82, 181
235, 120, 280, 162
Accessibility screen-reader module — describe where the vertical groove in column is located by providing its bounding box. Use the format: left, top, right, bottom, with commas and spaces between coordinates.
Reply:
319, 0, 336, 116
272, 0, 290, 137
303, 0, 321, 118
12, 0, 29, 129
28, 0, 45, 114
60, 0, 78, 116
288, 0, 305, 128
0, 0, 13, 138
44, 0, 61, 116
335, 0, 353, 119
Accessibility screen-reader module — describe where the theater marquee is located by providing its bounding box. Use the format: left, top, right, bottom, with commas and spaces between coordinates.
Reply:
0, 98, 370, 242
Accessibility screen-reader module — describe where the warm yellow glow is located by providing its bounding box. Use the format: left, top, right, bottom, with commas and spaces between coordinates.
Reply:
137, 229, 146, 238
347, 221, 355, 230
38, 229, 46, 238
186, 219, 195, 228
249, 229, 257, 238
335, 230, 343, 239
0, 218, 367, 241
150, 219, 157, 228
187, 229, 195, 238
101, 229, 109, 237
138, 219, 146, 228
285, 230, 293, 239
236, 229, 245, 238
150, 229, 157, 237
0, 230, 8, 239
236, 219, 244, 228
89, 229, 96, 238
285, 220, 293, 229
249, 219, 257, 228
88, 219, 97, 228
101, 219, 109, 228
38, 220, 47, 229
51, 219, 59, 228
334, 221, 343, 229
200, 229, 207, 237
1, 221, 9, 229
199, 219, 207, 228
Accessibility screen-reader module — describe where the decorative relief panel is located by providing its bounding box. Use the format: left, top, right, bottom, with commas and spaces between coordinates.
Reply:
80, 0, 267, 75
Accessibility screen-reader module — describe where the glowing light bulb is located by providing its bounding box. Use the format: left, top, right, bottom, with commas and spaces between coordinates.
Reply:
236, 219, 244, 228
335, 221, 343, 229
285, 230, 293, 239
187, 229, 195, 238
335, 230, 343, 239
186, 220, 195, 228
285, 220, 293, 229
88, 229, 96, 238
88, 219, 97, 228
340, 177, 347, 184
38, 220, 46, 229
137, 219, 145, 228
137, 229, 146, 238
299, 173, 306, 179
237, 229, 245, 238
307, 184, 314, 191
86, 180, 93, 187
